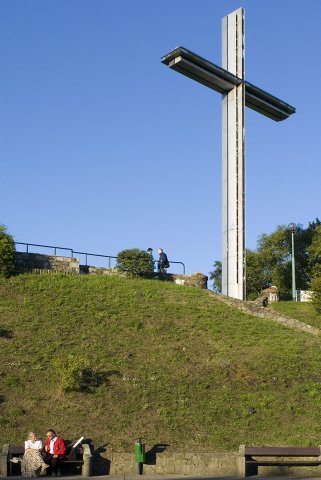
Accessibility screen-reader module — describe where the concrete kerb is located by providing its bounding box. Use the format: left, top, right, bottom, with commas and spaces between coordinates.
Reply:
4, 477, 321, 480
0, 477, 239, 480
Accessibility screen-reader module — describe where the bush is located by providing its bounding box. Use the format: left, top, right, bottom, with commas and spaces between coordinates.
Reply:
0, 225, 15, 277
311, 276, 321, 316
54, 354, 90, 393
116, 248, 154, 276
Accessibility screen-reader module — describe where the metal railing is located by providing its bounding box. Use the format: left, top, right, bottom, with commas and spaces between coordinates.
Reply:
14, 242, 186, 274
73, 250, 117, 269
15, 242, 73, 257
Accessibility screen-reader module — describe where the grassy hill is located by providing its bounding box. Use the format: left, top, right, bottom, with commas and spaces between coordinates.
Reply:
1, 273, 321, 452
270, 300, 321, 329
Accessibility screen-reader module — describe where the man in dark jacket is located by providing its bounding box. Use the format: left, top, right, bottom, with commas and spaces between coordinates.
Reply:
157, 248, 169, 273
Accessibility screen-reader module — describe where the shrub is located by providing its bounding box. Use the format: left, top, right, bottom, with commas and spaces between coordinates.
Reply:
116, 248, 154, 276
54, 354, 90, 393
311, 276, 321, 316
0, 225, 15, 277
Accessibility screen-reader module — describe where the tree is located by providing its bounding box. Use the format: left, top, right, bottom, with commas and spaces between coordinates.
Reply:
256, 224, 314, 297
311, 276, 321, 316
209, 261, 222, 292
210, 218, 321, 299
309, 224, 321, 316
116, 248, 154, 276
0, 225, 15, 277
246, 249, 271, 300
309, 224, 321, 278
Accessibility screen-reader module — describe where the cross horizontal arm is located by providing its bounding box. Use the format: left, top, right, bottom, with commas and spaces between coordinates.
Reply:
161, 47, 295, 121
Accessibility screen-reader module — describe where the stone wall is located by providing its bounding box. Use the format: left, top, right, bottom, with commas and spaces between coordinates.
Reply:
93, 450, 238, 476
92, 449, 321, 477
15, 252, 79, 274
14, 253, 208, 289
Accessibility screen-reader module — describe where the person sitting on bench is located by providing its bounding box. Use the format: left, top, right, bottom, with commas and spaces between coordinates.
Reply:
11, 431, 49, 478
43, 429, 66, 477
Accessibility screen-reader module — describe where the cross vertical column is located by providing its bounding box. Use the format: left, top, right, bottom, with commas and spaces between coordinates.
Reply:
221, 8, 246, 300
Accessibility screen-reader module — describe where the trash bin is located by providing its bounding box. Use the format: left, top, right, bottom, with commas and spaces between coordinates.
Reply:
135, 439, 146, 475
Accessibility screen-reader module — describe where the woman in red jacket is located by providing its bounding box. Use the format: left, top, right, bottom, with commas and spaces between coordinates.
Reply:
43, 429, 66, 477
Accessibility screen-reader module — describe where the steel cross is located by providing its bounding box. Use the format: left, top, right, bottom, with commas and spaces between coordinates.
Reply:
161, 8, 295, 299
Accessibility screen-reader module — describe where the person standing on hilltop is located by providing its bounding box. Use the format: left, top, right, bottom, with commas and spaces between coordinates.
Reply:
157, 248, 169, 273
147, 247, 155, 270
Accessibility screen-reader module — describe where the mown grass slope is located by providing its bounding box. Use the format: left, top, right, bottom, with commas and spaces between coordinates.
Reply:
270, 300, 321, 329
1, 274, 321, 452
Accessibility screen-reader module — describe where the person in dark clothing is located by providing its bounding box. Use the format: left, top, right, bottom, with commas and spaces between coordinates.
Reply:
147, 248, 155, 271
157, 248, 169, 273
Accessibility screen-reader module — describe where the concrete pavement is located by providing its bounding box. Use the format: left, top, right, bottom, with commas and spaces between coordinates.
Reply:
2, 476, 321, 480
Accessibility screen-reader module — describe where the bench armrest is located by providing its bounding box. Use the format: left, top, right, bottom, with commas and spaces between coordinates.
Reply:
82, 444, 92, 477
0, 444, 10, 476
237, 445, 246, 477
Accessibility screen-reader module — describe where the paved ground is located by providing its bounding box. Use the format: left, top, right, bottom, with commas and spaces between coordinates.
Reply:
2, 476, 321, 480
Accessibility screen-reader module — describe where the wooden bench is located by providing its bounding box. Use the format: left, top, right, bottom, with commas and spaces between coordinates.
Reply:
238, 445, 321, 477
0, 443, 92, 477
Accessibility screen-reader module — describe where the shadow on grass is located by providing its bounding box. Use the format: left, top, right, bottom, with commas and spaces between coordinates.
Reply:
0, 328, 13, 339
81, 369, 121, 393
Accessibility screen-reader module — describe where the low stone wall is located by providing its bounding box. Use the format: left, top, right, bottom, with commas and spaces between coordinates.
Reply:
93, 449, 321, 477
170, 272, 208, 289
15, 252, 79, 274
14, 253, 208, 289
95, 451, 238, 476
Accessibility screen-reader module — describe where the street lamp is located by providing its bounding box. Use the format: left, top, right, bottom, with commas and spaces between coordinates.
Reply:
289, 223, 296, 301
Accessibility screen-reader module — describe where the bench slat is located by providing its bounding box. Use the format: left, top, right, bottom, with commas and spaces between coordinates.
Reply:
245, 447, 320, 457
8, 447, 24, 455
246, 460, 321, 466
8, 446, 84, 456
61, 460, 84, 464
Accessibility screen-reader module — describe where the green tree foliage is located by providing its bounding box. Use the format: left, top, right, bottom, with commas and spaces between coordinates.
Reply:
209, 260, 222, 292
309, 225, 321, 315
309, 224, 321, 278
246, 249, 270, 300
116, 248, 154, 276
311, 276, 321, 316
0, 225, 15, 277
211, 219, 321, 299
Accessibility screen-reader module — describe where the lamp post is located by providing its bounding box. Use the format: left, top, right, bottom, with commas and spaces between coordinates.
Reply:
289, 223, 296, 301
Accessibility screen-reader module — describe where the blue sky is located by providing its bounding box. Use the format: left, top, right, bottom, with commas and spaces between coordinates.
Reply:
1, 0, 320, 277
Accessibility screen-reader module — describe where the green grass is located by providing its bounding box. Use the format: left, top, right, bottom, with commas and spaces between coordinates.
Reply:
270, 300, 321, 329
1, 274, 321, 451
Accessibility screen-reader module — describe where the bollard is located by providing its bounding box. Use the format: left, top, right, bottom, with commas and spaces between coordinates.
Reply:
134, 439, 146, 475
